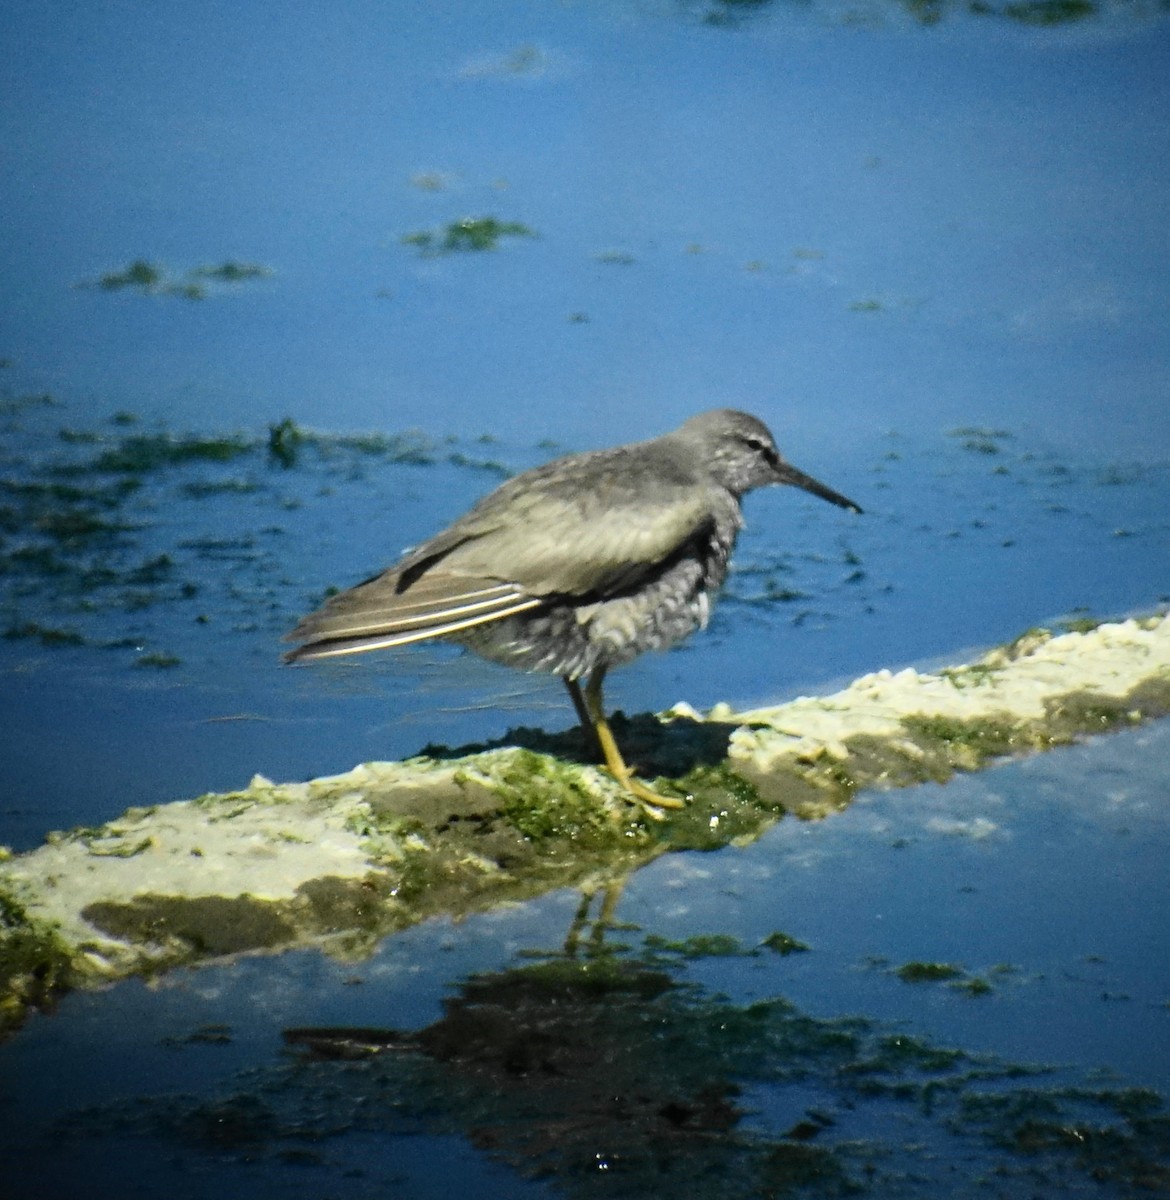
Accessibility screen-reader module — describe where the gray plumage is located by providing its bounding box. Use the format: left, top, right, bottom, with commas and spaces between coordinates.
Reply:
285, 408, 861, 671
284, 409, 859, 675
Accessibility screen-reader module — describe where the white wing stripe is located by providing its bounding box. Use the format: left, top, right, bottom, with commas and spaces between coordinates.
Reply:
339, 590, 530, 631
292, 598, 543, 659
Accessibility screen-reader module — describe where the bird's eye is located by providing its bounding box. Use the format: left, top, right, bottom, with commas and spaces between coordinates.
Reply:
743, 436, 768, 453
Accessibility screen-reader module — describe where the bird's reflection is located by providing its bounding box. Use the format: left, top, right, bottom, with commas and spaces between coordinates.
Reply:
274, 883, 1168, 1197
50, 880, 1170, 1198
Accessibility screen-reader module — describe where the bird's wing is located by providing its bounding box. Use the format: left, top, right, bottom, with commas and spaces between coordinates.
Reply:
399, 443, 720, 596
284, 441, 722, 662
284, 569, 542, 661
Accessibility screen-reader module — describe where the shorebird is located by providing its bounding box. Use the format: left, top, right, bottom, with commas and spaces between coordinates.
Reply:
285, 409, 861, 810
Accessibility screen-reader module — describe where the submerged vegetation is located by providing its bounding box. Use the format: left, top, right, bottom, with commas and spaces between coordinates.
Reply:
54, 936, 1170, 1195
690, 0, 1107, 25
0, 402, 513, 665
400, 216, 537, 256
948, 425, 1014, 455
76, 259, 273, 300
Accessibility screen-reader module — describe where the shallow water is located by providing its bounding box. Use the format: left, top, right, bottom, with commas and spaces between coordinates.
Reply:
2, 1, 1169, 1195
2, 722, 1168, 1197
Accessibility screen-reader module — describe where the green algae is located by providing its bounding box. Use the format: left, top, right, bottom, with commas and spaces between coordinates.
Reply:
952, 974, 994, 996
445, 450, 510, 477
0, 477, 140, 538
181, 477, 258, 496
340, 756, 662, 923
762, 930, 811, 955
651, 762, 774, 848
77, 259, 273, 299
3, 622, 85, 647
0, 405, 539, 669
189, 261, 272, 283
1045, 691, 1139, 736
56, 427, 101, 445
134, 651, 181, 669
644, 932, 750, 959
1000, 0, 1096, 22
93, 259, 164, 292
30, 507, 125, 540
593, 249, 637, 265
642, 930, 810, 960
948, 426, 1013, 455
488, 750, 618, 843
895, 960, 966, 983
87, 432, 253, 473
902, 713, 1022, 766
843, 675, 1169, 790
0, 392, 56, 416
266, 416, 303, 468
701, 0, 778, 28
126, 553, 174, 584
1056, 612, 1102, 635
0, 886, 76, 1035
263, 418, 459, 468
401, 217, 536, 256
939, 661, 1001, 688
84, 835, 153, 858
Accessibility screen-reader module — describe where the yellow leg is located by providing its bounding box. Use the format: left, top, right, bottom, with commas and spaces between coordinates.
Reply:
562, 888, 595, 958
583, 668, 685, 811
563, 879, 628, 958
592, 878, 626, 948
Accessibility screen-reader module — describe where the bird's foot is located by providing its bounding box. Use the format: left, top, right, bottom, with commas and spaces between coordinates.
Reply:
578, 674, 688, 816
607, 766, 687, 817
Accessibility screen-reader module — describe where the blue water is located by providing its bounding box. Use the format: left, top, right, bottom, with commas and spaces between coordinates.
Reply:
2, 1, 1170, 1196
4, 2, 1170, 456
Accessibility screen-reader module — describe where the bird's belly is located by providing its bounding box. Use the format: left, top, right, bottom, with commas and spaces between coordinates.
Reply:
448, 555, 719, 679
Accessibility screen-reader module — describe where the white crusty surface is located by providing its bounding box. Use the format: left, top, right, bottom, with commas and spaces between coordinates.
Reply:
716, 614, 1170, 772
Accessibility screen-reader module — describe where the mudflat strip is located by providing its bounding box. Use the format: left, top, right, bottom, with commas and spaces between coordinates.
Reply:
2, 613, 1167, 1029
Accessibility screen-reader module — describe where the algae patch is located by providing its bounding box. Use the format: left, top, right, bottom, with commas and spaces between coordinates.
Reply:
762, 930, 812, 956
76, 259, 273, 300
895, 960, 966, 984
0, 404, 516, 666
79, 875, 395, 963
81, 894, 301, 958
0, 886, 76, 1034
400, 217, 536, 256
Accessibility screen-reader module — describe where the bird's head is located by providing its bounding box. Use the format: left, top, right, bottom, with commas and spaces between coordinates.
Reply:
676, 409, 862, 512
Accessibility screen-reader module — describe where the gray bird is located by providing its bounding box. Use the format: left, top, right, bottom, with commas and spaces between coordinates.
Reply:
284, 409, 861, 810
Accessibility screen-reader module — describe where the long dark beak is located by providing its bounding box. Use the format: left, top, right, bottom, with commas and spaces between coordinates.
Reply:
776, 461, 862, 514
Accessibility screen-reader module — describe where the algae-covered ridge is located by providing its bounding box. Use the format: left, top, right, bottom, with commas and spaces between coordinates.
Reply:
721, 612, 1170, 816
1, 613, 1168, 1032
